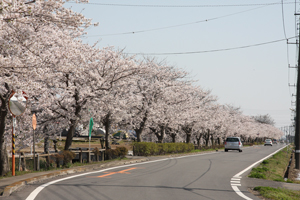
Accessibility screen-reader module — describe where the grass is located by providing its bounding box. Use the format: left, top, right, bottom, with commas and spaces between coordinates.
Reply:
254, 186, 300, 200
0, 171, 33, 180
248, 145, 293, 182
191, 149, 216, 153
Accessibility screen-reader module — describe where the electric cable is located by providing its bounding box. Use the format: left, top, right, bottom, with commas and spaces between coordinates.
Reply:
85, 6, 269, 37
127, 36, 297, 55
67, 1, 296, 8
282, 0, 288, 39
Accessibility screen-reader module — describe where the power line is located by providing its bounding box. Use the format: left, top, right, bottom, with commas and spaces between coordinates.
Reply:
283, 0, 293, 100
281, 0, 288, 39
68, 1, 297, 8
127, 36, 296, 55
85, 6, 269, 37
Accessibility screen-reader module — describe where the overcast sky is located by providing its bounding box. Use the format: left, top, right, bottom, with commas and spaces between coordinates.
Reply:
65, 0, 299, 128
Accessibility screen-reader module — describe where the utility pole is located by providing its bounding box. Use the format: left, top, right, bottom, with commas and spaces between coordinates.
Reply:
295, 14, 300, 169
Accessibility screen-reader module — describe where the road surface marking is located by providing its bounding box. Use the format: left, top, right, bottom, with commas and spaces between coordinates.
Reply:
25, 151, 219, 200
97, 167, 136, 178
231, 186, 252, 200
231, 145, 288, 200
230, 181, 240, 183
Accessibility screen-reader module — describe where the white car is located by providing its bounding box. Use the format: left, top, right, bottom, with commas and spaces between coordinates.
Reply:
224, 137, 243, 152
264, 139, 273, 146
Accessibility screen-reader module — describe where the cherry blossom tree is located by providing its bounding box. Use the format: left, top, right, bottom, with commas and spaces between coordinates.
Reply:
179, 86, 216, 144
252, 114, 275, 126
86, 50, 142, 150
0, 0, 93, 175
127, 59, 189, 142
0, 0, 285, 176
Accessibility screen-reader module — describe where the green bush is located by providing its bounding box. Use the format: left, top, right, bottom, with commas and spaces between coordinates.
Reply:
105, 149, 118, 160
249, 172, 266, 179
252, 167, 269, 173
62, 150, 75, 166
262, 160, 269, 165
133, 142, 194, 156
116, 147, 128, 158
167, 143, 176, 153
64, 162, 72, 168
92, 147, 100, 156
105, 147, 128, 160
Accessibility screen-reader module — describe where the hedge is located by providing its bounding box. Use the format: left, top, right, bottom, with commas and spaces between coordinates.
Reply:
133, 142, 194, 156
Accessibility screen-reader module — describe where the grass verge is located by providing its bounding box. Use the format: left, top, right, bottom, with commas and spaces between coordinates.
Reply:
254, 186, 300, 200
248, 145, 293, 182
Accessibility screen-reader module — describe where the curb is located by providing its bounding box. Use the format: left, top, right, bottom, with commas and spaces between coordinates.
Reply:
1, 158, 149, 197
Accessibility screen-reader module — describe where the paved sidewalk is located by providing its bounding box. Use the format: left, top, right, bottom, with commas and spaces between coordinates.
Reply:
244, 177, 300, 191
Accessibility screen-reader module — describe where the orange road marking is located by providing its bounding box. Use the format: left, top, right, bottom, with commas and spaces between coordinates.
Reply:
97, 167, 137, 178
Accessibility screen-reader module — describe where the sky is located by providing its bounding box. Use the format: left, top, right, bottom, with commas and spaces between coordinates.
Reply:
64, 0, 299, 129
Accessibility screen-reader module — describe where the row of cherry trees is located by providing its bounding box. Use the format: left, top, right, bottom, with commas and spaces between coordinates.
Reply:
0, 0, 283, 175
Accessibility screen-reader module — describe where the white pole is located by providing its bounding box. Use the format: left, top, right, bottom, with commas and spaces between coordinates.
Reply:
89, 127, 91, 162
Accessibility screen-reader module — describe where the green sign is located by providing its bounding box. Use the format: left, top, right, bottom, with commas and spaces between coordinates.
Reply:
89, 117, 94, 139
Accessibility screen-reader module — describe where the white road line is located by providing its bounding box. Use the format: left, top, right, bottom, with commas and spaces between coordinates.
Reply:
230, 181, 240, 183
232, 186, 252, 200
233, 176, 242, 179
231, 178, 240, 181
25, 151, 219, 200
231, 145, 288, 200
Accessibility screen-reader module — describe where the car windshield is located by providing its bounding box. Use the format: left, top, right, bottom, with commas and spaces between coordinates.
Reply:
266, 139, 271, 142
226, 138, 239, 142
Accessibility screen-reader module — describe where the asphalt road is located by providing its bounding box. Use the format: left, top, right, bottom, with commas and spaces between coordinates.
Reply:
4, 144, 287, 200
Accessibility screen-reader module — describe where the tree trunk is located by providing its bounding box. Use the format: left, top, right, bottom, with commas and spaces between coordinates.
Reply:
182, 125, 192, 144
0, 142, 9, 176
153, 126, 165, 143
156, 134, 163, 143
64, 88, 83, 150
64, 120, 77, 150
171, 133, 176, 143
186, 133, 191, 143
103, 113, 111, 150
134, 111, 148, 142
205, 130, 210, 147
196, 138, 200, 148
210, 134, 214, 147
196, 133, 203, 148
0, 86, 11, 176
135, 128, 143, 142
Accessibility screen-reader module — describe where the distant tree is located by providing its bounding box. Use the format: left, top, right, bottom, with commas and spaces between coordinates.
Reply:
252, 114, 275, 126
128, 59, 188, 142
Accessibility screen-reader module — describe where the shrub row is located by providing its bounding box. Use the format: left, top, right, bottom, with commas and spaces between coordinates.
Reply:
105, 147, 128, 160
133, 142, 194, 156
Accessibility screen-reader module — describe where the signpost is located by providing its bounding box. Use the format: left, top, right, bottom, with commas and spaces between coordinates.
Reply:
88, 117, 93, 162
32, 113, 37, 170
8, 91, 28, 176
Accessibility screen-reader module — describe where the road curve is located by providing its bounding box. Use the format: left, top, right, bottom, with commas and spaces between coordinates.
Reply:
5, 144, 286, 200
